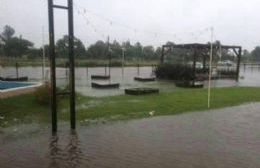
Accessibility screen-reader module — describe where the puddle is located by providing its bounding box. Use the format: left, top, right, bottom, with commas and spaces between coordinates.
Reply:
1, 103, 260, 168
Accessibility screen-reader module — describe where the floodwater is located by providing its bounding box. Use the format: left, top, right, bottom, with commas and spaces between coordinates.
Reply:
0, 103, 260, 168
1, 66, 260, 96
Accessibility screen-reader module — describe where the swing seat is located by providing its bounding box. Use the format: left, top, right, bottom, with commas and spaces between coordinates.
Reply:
91, 75, 110, 80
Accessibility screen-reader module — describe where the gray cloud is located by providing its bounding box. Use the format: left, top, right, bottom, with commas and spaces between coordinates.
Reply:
1, 0, 259, 50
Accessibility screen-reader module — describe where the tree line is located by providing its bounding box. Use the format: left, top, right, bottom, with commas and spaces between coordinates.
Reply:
0, 25, 260, 62
0, 25, 161, 61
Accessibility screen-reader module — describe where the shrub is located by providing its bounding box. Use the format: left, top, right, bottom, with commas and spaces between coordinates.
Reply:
34, 83, 51, 105
109, 60, 123, 67
155, 64, 196, 81
217, 70, 237, 78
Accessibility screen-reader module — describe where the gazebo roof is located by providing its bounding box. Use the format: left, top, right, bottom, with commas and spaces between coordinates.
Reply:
162, 43, 241, 50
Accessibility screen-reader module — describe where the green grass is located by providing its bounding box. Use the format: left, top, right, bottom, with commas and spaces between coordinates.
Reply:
0, 95, 50, 126
1, 87, 260, 127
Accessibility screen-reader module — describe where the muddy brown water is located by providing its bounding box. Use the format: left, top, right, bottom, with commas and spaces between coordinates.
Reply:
1, 103, 260, 168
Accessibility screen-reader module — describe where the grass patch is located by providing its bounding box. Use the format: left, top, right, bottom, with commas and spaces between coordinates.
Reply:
0, 94, 51, 127
1, 87, 260, 127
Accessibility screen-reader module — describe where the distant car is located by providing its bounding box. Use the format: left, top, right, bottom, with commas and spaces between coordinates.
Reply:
217, 60, 235, 66
187, 61, 203, 69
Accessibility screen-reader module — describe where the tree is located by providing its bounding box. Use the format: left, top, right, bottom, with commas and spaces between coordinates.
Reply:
43, 44, 50, 59
3, 36, 33, 57
110, 40, 122, 59
132, 42, 143, 59
165, 41, 175, 46
241, 49, 251, 62
251, 46, 260, 62
27, 48, 41, 59
143, 46, 154, 59
154, 47, 162, 60
1, 25, 34, 57
122, 40, 134, 59
56, 35, 86, 58
87, 40, 107, 59
0, 25, 15, 42
1, 25, 16, 57
0, 39, 4, 56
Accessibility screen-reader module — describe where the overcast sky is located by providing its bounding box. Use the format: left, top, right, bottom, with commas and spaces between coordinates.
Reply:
1, 0, 260, 51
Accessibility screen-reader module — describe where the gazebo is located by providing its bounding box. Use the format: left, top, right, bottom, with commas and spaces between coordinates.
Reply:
160, 43, 242, 81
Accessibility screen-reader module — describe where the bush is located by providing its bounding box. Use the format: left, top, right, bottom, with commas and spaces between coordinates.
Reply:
109, 60, 123, 67
155, 64, 196, 81
34, 83, 51, 105
34, 83, 71, 105
217, 70, 237, 78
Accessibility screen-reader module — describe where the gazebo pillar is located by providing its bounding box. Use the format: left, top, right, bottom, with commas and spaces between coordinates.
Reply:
236, 47, 242, 81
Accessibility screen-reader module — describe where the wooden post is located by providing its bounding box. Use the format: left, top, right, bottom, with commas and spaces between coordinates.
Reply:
42, 27, 46, 81
48, 0, 76, 132
122, 48, 125, 77
48, 0, 57, 133
68, 0, 76, 130
137, 64, 140, 76
15, 62, 19, 79
42, 58, 44, 81
236, 47, 242, 81
107, 36, 111, 77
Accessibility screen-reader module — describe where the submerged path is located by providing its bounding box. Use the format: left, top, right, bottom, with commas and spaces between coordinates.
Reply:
0, 103, 260, 168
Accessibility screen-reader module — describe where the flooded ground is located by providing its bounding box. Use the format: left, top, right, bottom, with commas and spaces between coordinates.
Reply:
1, 66, 260, 167
1, 66, 260, 96
0, 103, 260, 168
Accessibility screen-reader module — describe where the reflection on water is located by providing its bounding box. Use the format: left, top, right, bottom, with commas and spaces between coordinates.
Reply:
1, 103, 260, 168
49, 131, 84, 168
65, 131, 83, 168
49, 134, 62, 168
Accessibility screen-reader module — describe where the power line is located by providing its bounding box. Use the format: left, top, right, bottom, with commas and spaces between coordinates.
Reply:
73, 2, 213, 46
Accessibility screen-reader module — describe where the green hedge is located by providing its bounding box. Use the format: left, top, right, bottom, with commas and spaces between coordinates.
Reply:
217, 70, 237, 78
155, 64, 196, 81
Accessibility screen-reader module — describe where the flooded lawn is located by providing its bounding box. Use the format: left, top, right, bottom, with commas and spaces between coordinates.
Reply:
1, 103, 260, 168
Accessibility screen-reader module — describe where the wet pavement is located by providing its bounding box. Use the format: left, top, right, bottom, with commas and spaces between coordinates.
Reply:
1, 103, 260, 168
